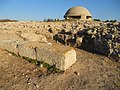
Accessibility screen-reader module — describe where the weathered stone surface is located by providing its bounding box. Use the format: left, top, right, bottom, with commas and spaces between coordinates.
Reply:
82, 22, 120, 61
36, 44, 76, 70
18, 42, 37, 59
0, 39, 76, 70
0, 39, 20, 54
20, 33, 47, 42
64, 48, 76, 70
19, 42, 77, 70
0, 20, 119, 63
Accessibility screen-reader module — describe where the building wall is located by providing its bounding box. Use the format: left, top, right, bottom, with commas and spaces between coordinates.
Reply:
65, 15, 92, 20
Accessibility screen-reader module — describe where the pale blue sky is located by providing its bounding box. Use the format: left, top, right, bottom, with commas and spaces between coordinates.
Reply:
0, 0, 120, 21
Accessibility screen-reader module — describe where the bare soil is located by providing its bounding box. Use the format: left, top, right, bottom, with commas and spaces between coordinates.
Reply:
0, 44, 120, 90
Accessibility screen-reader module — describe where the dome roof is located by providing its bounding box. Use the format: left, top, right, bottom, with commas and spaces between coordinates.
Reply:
64, 6, 92, 17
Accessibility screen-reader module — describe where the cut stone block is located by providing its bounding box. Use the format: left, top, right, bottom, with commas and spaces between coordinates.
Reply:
18, 42, 37, 59
20, 33, 47, 42
0, 40, 76, 70
64, 49, 76, 70
36, 43, 76, 70
0, 40, 19, 54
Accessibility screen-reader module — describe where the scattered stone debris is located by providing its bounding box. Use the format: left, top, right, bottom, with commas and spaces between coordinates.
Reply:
82, 22, 120, 62
0, 20, 119, 64
0, 20, 119, 90
53, 21, 120, 62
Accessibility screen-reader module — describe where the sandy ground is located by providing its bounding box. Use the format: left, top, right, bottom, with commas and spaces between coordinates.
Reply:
0, 45, 120, 90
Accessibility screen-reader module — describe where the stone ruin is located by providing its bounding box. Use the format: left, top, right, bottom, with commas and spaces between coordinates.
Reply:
0, 21, 78, 70
82, 22, 120, 61
54, 21, 120, 62
0, 20, 119, 71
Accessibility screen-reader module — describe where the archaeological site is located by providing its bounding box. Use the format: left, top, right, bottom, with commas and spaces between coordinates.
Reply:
0, 5, 120, 90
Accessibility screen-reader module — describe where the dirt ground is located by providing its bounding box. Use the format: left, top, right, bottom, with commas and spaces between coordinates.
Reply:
0, 44, 120, 90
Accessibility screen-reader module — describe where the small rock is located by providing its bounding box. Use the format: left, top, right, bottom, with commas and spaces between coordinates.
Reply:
48, 42, 52, 45
33, 69, 37, 72
27, 70, 30, 72
26, 75, 28, 77
8, 53, 12, 56
27, 82, 30, 85
33, 83, 39, 88
74, 71, 80, 75
14, 75, 17, 78
13, 64, 15, 67
36, 84, 39, 88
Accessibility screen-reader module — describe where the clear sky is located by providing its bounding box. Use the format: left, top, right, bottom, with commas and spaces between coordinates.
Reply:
0, 0, 120, 21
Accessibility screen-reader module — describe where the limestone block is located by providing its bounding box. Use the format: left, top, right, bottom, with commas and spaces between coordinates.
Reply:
20, 33, 47, 42
18, 43, 36, 59
0, 40, 19, 54
63, 48, 76, 70
36, 43, 76, 70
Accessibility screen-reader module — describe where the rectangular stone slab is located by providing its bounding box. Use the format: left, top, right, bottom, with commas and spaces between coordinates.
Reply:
18, 43, 37, 59
0, 40, 76, 70
0, 40, 19, 54
17, 42, 76, 70
36, 43, 76, 70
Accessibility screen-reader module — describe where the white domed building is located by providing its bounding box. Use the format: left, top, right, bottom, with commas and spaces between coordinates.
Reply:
64, 6, 92, 20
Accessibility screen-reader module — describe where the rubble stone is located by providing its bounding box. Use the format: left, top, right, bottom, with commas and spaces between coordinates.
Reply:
0, 20, 119, 62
